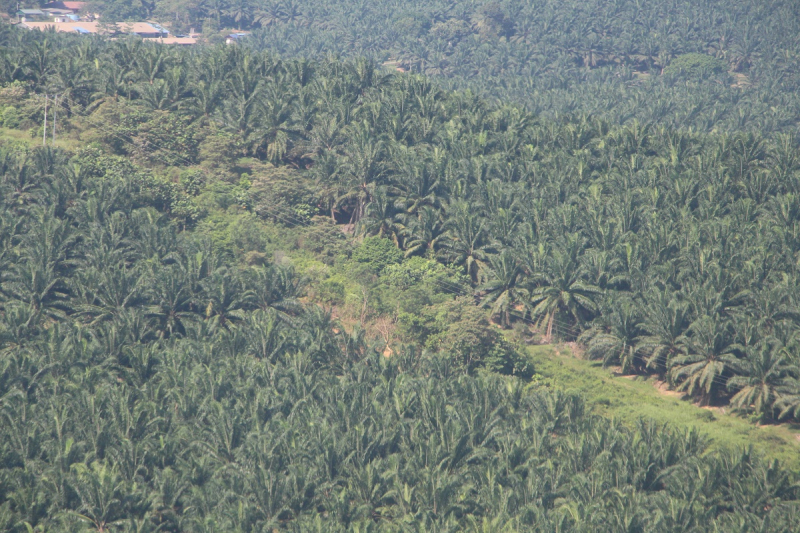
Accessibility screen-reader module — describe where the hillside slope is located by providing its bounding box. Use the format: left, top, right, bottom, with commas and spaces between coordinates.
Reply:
530, 345, 800, 470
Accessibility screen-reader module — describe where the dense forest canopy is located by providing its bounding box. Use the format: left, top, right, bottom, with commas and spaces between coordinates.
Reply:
0, 140, 796, 531
3, 1, 800, 530
24, 0, 799, 132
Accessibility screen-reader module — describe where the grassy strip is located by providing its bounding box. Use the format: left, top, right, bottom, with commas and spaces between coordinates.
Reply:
529, 344, 800, 470
0, 127, 84, 152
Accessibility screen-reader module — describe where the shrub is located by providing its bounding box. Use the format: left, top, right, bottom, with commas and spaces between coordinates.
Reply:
350, 236, 403, 274
180, 169, 206, 196
2, 106, 20, 128
317, 277, 346, 305
296, 217, 351, 264
403, 297, 535, 377
429, 19, 473, 43
250, 165, 317, 223
381, 257, 468, 313
663, 53, 728, 80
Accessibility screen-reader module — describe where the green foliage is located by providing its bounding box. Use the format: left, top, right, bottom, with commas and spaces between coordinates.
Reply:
383, 256, 447, 288
350, 235, 403, 275
484, 336, 534, 378
94, 0, 148, 22
295, 216, 351, 264
197, 130, 239, 174
398, 297, 532, 377
429, 19, 473, 44
475, 1, 516, 39
249, 164, 317, 222
179, 168, 205, 196
381, 256, 465, 310
664, 53, 729, 79
0, 21, 800, 528
1, 106, 19, 128
195, 210, 275, 259
109, 108, 200, 167
0, 84, 31, 129
195, 179, 241, 211
316, 276, 346, 305
530, 345, 800, 470
426, 297, 504, 370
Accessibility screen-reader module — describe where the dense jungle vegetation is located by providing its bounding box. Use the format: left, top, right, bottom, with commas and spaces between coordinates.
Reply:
66, 0, 800, 132
3, 3, 800, 530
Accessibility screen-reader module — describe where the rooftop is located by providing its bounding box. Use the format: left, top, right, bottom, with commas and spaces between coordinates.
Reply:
20, 21, 196, 44
114, 22, 169, 34
41, 8, 75, 15
155, 37, 198, 45
21, 21, 98, 33
42, 1, 86, 11
20, 21, 169, 36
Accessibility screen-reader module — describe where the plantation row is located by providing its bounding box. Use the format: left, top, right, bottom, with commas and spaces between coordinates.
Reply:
2, 22, 800, 530
79, 0, 800, 132
0, 152, 798, 531
2, 27, 800, 415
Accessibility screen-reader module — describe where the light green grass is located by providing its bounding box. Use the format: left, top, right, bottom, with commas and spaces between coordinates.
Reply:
529, 344, 800, 470
0, 127, 84, 152
0, 127, 38, 148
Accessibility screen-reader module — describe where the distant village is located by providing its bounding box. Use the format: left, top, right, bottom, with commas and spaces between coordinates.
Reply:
11, 2, 250, 46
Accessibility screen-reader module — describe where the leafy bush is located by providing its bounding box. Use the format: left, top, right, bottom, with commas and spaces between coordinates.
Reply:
295, 216, 352, 264
350, 235, 404, 274
1, 106, 19, 128
375, 256, 469, 314
429, 19, 473, 43
92, 102, 199, 166
317, 277, 346, 305
179, 168, 205, 196
399, 297, 533, 377
198, 130, 239, 173
250, 165, 317, 223
664, 53, 729, 79
484, 337, 535, 378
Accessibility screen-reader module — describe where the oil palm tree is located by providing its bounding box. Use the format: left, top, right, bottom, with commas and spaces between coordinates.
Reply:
145, 263, 199, 338
726, 337, 798, 421
581, 296, 643, 373
224, 0, 253, 30
479, 250, 524, 328
670, 316, 738, 405
4, 208, 76, 318
199, 267, 253, 330
246, 264, 304, 320
439, 201, 493, 284
637, 287, 692, 374
528, 235, 602, 341
357, 185, 402, 244
398, 206, 446, 258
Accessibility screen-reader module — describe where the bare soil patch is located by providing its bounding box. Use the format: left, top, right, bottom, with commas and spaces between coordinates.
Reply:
731, 72, 750, 88
653, 379, 685, 399
559, 342, 585, 359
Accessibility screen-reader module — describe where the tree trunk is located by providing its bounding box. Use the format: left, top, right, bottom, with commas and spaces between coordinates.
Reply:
545, 310, 555, 344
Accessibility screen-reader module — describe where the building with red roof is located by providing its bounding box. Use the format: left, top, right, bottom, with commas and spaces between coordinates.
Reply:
42, 2, 87, 14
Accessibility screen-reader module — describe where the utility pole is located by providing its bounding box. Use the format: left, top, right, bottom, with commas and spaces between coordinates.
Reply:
52, 94, 57, 145
43, 94, 48, 147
